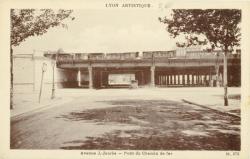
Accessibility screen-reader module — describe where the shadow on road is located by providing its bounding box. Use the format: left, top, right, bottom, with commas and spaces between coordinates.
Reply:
56, 100, 240, 150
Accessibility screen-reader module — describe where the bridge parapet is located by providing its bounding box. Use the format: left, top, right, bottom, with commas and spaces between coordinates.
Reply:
56, 56, 240, 68
44, 50, 240, 68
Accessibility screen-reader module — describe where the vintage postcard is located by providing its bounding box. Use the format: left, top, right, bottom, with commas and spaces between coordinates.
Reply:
0, 0, 250, 159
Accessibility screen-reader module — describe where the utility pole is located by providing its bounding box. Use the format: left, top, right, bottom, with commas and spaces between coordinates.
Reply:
51, 61, 55, 99
51, 53, 57, 99
39, 63, 47, 103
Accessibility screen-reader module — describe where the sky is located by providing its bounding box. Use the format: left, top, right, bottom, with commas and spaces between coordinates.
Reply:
13, 8, 179, 55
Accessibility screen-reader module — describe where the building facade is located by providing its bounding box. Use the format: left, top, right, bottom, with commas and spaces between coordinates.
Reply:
13, 53, 69, 92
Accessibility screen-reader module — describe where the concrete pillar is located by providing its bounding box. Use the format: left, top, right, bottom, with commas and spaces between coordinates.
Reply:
186, 75, 188, 85
201, 75, 204, 85
176, 75, 178, 85
169, 75, 172, 85
206, 74, 209, 86
187, 74, 190, 85
77, 69, 81, 87
192, 75, 194, 85
158, 76, 160, 85
162, 76, 165, 85
182, 75, 185, 86
169, 75, 171, 85
180, 75, 182, 85
167, 75, 169, 85
201, 75, 203, 85
161, 76, 163, 85
196, 75, 198, 85
194, 75, 196, 85
88, 66, 93, 89
150, 66, 155, 87
194, 74, 199, 85
172, 75, 174, 85
185, 75, 188, 85
192, 74, 194, 86
209, 73, 213, 87
166, 75, 168, 86
168, 75, 170, 85
159, 75, 161, 85
164, 76, 166, 85
185, 74, 187, 85
173, 75, 175, 85
203, 75, 206, 86
175, 75, 177, 85
199, 75, 201, 85
198, 74, 200, 85
195, 75, 198, 85
173, 74, 176, 85
189, 74, 192, 85
162, 76, 164, 85
162, 75, 164, 85
179, 75, 182, 85
178, 75, 180, 85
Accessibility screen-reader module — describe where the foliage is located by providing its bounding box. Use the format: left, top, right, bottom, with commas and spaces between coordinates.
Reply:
159, 9, 241, 50
11, 9, 74, 46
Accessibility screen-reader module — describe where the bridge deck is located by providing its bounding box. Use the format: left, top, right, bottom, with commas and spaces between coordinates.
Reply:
57, 57, 240, 69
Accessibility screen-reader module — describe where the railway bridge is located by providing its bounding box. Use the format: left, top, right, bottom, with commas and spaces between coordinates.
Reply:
45, 51, 241, 89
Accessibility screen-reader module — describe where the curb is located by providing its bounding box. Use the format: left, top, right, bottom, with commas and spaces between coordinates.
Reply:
11, 97, 73, 120
182, 99, 240, 119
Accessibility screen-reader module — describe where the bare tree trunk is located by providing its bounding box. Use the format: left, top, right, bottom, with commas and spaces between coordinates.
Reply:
10, 46, 13, 109
224, 48, 228, 106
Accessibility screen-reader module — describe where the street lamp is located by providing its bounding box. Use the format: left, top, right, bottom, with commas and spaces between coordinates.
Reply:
51, 52, 58, 99
39, 63, 47, 103
51, 60, 56, 99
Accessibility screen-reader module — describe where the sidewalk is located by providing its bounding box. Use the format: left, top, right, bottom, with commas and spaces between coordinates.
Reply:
140, 87, 241, 117
181, 87, 241, 117
11, 90, 73, 118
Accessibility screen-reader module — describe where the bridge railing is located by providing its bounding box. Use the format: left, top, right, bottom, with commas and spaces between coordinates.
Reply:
54, 51, 240, 65
56, 58, 239, 67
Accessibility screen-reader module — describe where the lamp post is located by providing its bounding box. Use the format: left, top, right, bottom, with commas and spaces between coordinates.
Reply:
51, 52, 58, 99
39, 63, 47, 103
51, 60, 56, 99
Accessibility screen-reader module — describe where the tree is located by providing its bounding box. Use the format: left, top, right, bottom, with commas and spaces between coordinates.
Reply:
11, 9, 74, 46
159, 9, 241, 106
10, 9, 74, 109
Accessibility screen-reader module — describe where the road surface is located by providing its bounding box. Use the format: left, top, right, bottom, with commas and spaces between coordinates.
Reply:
11, 88, 240, 150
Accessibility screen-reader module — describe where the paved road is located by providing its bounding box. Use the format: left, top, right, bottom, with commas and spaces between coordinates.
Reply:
11, 89, 240, 150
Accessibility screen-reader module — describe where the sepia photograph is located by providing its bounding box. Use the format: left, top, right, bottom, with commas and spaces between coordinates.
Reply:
1, 0, 250, 159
